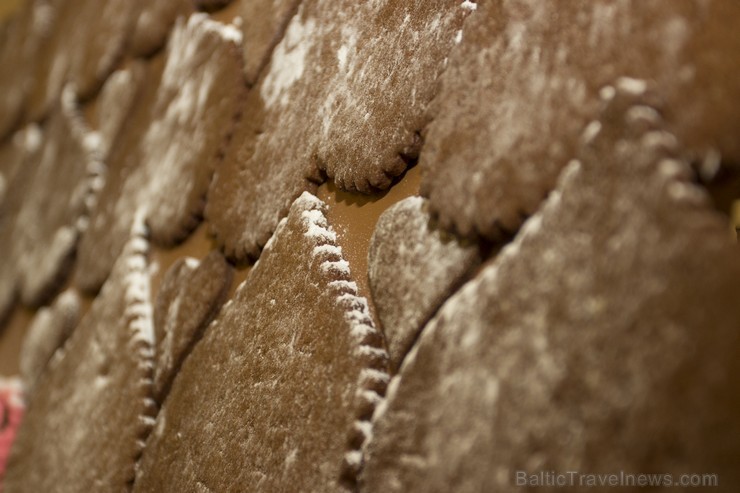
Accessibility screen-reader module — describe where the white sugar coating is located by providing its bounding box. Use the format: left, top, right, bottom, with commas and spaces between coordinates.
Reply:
321, 259, 351, 276
261, 16, 317, 108
313, 244, 343, 257
354, 419, 373, 441
358, 345, 388, 360
615, 76, 648, 96
23, 124, 42, 152
581, 120, 602, 144
78, 8, 241, 284
200, 15, 243, 45
328, 280, 359, 294
360, 368, 391, 385
461, 1, 477, 11
344, 450, 363, 467
359, 389, 383, 407
183, 257, 200, 270
295, 190, 325, 209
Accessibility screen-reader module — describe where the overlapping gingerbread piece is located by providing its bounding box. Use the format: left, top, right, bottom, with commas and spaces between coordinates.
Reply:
94, 62, 147, 160
19, 289, 81, 393
74, 56, 164, 294
206, 0, 472, 261
13, 91, 102, 307
361, 93, 740, 491
0, 126, 42, 325
66, 0, 140, 98
134, 193, 389, 492
25, 0, 72, 121
142, 14, 243, 245
238, 0, 301, 84
129, 0, 191, 57
4, 218, 156, 492
76, 14, 243, 293
421, 0, 740, 239
152, 251, 232, 401
368, 196, 480, 370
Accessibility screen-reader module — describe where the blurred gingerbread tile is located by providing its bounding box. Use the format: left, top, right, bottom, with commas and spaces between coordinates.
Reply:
13, 91, 102, 307
19, 289, 80, 393
4, 219, 156, 492
361, 91, 740, 492
76, 14, 243, 293
420, 0, 740, 240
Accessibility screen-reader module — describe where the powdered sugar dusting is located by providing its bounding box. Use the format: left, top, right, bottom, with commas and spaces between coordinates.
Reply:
292, 193, 389, 484
123, 210, 154, 348
261, 16, 317, 108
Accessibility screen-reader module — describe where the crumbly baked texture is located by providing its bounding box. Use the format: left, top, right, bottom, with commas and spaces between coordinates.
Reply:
152, 250, 232, 401
75, 14, 243, 292
13, 94, 101, 307
421, 0, 740, 240
206, 0, 471, 261
134, 193, 389, 492
129, 0, 191, 57
361, 90, 740, 492
368, 196, 480, 370
19, 289, 80, 393
4, 220, 156, 493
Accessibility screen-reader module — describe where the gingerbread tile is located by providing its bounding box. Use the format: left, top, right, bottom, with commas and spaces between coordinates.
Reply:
361, 91, 740, 491
152, 250, 232, 401
95, 62, 147, 160
134, 193, 389, 492
74, 56, 164, 294
76, 14, 243, 293
0, 126, 44, 323
19, 289, 80, 393
421, 0, 740, 239
206, 0, 471, 261
368, 196, 480, 370
13, 91, 102, 307
4, 218, 156, 492
25, 0, 80, 121
142, 14, 243, 246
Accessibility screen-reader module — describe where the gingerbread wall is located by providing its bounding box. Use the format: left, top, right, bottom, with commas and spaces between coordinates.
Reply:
1, 0, 739, 491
